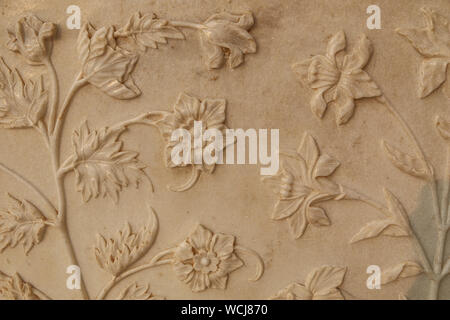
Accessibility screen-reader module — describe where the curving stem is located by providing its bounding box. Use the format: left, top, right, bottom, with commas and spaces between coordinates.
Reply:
43, 57, 59, 134
234, 245, 265, 282
96, 248, 176, 300
168, 165, 201, 192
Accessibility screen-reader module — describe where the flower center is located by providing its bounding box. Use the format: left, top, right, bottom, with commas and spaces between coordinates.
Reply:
200, 257, 210, 266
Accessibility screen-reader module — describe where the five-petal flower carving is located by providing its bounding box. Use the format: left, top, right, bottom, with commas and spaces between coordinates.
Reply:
173, 224, 244, 292
199, 12, 256, 69
292, 31, 381, 125
263, 133, 344, 239
397, 7, 450, 98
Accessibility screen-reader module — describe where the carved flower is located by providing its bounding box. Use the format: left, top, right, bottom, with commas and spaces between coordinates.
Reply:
397, 8, 450, 98
6, 14, 56, 65
199, 12, 256, 69
150, 92, 227, 191
173, 224, 244, 292
263, 133, 344, 239
270, 266, 346, 300
292, 31, 381, 125
77, 23, 140, 99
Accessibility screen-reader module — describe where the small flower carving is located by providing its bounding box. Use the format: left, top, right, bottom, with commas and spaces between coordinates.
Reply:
262, 133, 344, 239
6, 14, 56, 65
150, 92, 228, 191
292, 31, 381, 125
173, 224, 244, 292
397, 8, 450, 98
199, 12, 256, 69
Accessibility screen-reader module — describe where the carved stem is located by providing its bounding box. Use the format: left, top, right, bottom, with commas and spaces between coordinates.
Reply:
96, 248, 176, 300
44, 58, 59, 134
444, 147, 450, 225
170, 21, 204, 30
342, 184, 433, 273
168, 165, 201, 192
0, 162, 58, 220
32, 286, 52, 300
234, 245, 264, 282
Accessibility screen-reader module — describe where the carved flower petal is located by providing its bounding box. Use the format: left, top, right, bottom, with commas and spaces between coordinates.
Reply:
209, 274, 228, 289
210, 233, 235, 259
333, 86, 355, 125
199, 98, 226, 127
342, 35, 373, 72
203, 22, 256, 54
228, 47, 245, 68
189, 271, 209, 292
174, 92, 202, 122
217, 253, 244, 276
418, 58, 448, 98
307, 55, 339, 89
174, 240, 194, 261
313, 154, 340, 178
341, 70, 381, 99
306, 206, 330, 227
310, 87, 329, 119
292, 58, 312, 86
188, 224, 213, 251
173, 261, 194, 281
326, 30, 346, 60
200, 32, 225, 69
297, 132, 320, 169
273, 197, 304, 220
205, 12, 254, 31
286, 204, 308, 239
305, 266, 346, 295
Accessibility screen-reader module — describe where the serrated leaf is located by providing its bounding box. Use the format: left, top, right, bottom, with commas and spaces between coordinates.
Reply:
70, 121, 148, 203
95, 210, 158, 276
116, 283, 164, 300
0, 272, 40, 300
350, 219, 409, 243
382, 141, 430, 179
0, 194, 47, 254
0, 58, 48, 128
381, 261, 423, 285
116, 12, 184, 52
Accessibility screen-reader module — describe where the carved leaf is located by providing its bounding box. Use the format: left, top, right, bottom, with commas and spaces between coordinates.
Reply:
313, 154, 340, 178
298, 132, 319, 170
382, 141, 430, 179
116, 283, 163, 300
0, 194, 47, 254
70, 121, 148, 203
350, 220, 409, 243
0, 58, 48, 128
305, 266, 346, 300
77, 24, 141, 100
418, 58, 448, 98
436, 115, 450, 140
0, 272, 40, 300
116, 12, 184, 51
383, 188, 411, 229
381, 261, 423, 285
95, 210, 158, 276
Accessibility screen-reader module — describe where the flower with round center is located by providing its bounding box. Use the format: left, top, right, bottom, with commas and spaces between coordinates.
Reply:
173, 224, 243, 292
292, 31, 381, 125
6, 14, 56, 65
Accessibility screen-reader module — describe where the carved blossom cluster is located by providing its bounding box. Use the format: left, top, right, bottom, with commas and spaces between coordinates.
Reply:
292, 31, 381, 125
173, 224, 244, 292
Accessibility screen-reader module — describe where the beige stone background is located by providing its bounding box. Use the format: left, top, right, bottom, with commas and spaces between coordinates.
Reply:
0, 0, 449, 299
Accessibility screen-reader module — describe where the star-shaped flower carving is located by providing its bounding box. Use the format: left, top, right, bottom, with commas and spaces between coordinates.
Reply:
292, 31, 381, 125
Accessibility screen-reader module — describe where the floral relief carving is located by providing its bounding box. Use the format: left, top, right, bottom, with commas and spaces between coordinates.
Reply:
397, 8, 450, 98
292, 31, 381, 125
270, 266, 347, 300
275, 26, 450, 300
0, 9, 260, 300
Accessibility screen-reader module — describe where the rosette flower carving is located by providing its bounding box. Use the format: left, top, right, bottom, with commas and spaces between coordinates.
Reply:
292, 31, 381, 125
263, 133, 344, 239
6, 14, 56, 65
199, 12, 256, 69
77, 23, 140, 99
172, 224, 244, 292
